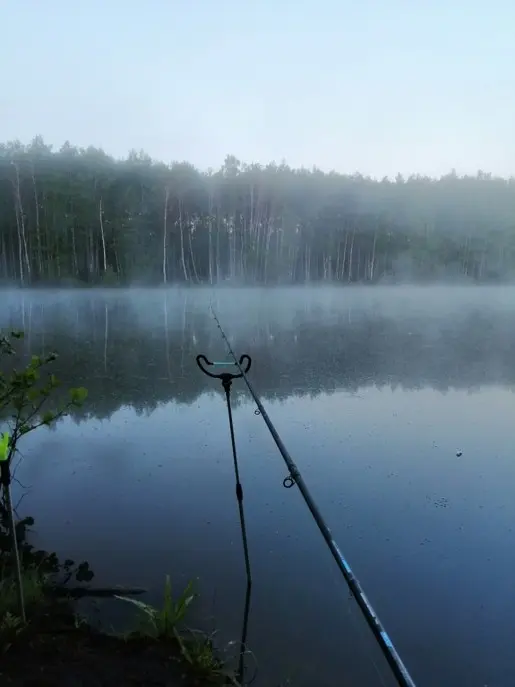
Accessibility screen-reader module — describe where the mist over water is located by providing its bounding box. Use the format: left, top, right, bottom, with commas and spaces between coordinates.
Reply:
1, 285, 515, 687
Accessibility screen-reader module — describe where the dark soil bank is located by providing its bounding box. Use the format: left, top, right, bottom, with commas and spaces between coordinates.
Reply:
0, 605, 226, 687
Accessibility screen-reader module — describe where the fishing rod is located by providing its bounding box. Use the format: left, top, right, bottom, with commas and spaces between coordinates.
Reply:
207, 306, 417, 687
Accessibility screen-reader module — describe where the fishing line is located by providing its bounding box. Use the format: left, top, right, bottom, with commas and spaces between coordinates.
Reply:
207, 305, 417, 687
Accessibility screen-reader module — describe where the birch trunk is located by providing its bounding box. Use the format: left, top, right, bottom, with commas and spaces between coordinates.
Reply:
163, 188, 169, 284
369, 230, 377, 281
99, 197, 107, 273
12, 162, 31, 282
188, 221, 200, 283
31, 164, 42, 277
347, 230, 355, 283
178, 198, 189, 282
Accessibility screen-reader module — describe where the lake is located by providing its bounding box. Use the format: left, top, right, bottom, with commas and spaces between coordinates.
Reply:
1, 285, 515, 687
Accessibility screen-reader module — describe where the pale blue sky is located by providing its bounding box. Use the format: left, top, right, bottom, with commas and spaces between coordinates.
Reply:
1, 0, 514, 178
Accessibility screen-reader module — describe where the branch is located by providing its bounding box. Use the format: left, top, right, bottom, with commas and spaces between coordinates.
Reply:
27, 402, 73, 433
50, 586, 148, 599
12, 490, 28, 518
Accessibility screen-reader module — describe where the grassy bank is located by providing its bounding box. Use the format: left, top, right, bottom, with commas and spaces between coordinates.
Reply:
0, 559, 238, 686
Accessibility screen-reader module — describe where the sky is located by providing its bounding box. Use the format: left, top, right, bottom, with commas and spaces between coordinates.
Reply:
0, 0, 514, 179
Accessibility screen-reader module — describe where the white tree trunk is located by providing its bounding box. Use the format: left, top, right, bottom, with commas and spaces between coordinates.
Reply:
163, 188, 169, 284
31, 165, 42, 276
12, 162, 30, 282
188, 221, 200, 282
369, 230, 377, 281
99, 197, 107, 273
208, 192, 214, 285
348, 230, 355, 283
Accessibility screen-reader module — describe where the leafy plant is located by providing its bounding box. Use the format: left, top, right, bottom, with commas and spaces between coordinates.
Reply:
176, 628, 236, 684
0, 329, 88, 621
0, 562, 47, 654
0, 565, 45, 617
0, 611, 24, 653
0, 507, 94, 587
115, 577, 239, 684
114, 575, 195, 639
0, 512, 95, 659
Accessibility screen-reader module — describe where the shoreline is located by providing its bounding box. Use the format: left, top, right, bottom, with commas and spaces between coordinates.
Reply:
0, 572, 238, 687
0, 510, 238, 687
1, 595, 234, 686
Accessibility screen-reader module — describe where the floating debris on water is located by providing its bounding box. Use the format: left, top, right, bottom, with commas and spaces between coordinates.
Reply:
456, 450, 463, 457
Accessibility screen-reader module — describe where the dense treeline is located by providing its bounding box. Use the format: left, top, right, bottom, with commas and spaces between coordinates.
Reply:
1, 137, 515, 285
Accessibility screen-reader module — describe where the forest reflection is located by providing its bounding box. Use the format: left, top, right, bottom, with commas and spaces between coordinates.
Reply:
1, 287, 514, 424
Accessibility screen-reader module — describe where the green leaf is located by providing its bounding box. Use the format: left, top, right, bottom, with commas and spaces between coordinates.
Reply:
27, 389, 40, 402
69, 387, 88, 404
24, 369, 39, 383
114, 595, 157, 620
42, 411, 55, 425
0, 432, 9, 462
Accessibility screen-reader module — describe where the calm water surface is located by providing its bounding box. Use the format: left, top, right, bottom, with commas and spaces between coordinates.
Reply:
1, 286, 515, 687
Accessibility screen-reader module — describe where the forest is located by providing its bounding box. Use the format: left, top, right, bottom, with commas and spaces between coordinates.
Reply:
1, 136, 515, 285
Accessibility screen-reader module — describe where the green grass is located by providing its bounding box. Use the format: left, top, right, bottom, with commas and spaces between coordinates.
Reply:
114, 574, 194, 639
0, 564, 47, 652
115, 575, 238, 684
0, 565, 45, 618
0, 565, 238, 685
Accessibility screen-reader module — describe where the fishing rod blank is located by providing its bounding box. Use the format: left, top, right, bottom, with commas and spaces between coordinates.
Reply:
209, 307, 417, 687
